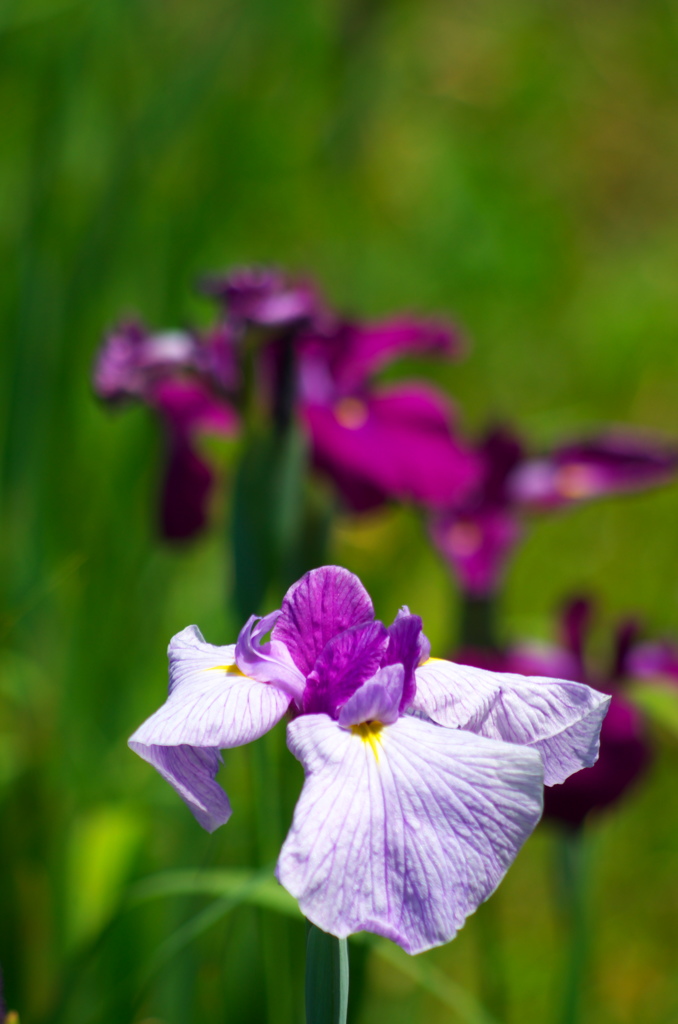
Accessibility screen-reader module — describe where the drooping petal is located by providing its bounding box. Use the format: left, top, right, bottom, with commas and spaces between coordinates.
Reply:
129, 625, 292, 830
384, 609, 430, 711
429, 508, 521, 596
272, 566, 375, 677
160, 438, 214, 541
305, 385, 481, 511
338, 665, 404, 727
414, 658, 610, 785
277, 714, 543, 954
235, 613, 306, 702
510, 433, 678, 511
303, 620, 389, 717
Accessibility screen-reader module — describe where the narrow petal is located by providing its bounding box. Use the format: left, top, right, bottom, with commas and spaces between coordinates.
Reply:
235, 613, 306, 701
159, 437, 214, 541
384, 609, 430, 711
272, 566, 375, 676
303, 620, 389, 717
414, 658, 610, 785
277, 715, 543, 954
338, 665, 404, 727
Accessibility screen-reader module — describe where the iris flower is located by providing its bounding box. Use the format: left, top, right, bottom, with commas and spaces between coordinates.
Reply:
130, 566, 608, 952
430, 427, 678, 596
94, 322, 238, 539
458, 597, 678, 827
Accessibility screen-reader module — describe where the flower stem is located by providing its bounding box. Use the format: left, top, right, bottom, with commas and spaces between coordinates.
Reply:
555, 826, 590, 1024
305, 924, 349, 1024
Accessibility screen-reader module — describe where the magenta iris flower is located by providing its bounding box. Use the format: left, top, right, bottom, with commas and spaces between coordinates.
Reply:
430, 427, 678, 596
129, 566, 608, 952
460, 597, 676, 827
94, 322, 238, 540
297, 317, 480, 511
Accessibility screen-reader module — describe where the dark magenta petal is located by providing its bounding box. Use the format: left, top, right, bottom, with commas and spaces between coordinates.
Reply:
303, 619, 389, 717
160, 439, 214, 541
384, 609, 430, 711
477, 427, 524, 508
272, 566, 375, 677
627, 640, 678, 683
150, 378, 238, 436
201, 266, 321, 327
305, 384, 481, 511
543, 695, 650, 826
330, 316, 463, 392
430, 508, 521, 596
511, 433, 678, 510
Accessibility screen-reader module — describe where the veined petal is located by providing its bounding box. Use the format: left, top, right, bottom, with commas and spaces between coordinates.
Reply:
277, 714, 543, 954
303, 619, 389, 717
129, 743, 231, 833
385, 609, 430, 711
414, 658, 610, 785
272, 566, 375, 677
129, 625, 292, 830
235, 613, 306, 701
338, 665, 404, 727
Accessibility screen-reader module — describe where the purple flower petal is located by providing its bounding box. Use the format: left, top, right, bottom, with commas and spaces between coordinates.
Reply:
201, 266, 321, 327
627, 640, 678, 683
337, 665, 404, 727
429, 508, 521, 597
511, 433, 678, 510
305, 384, 481, 511
272, 566, 375, 677
235, 613, 306, 702
414, 659, 610, 785
277, 714, 543, 953
129, 625, 292, 831
303, 620, 389, 717
160, 439, 214, 541
384, 609, 430, 711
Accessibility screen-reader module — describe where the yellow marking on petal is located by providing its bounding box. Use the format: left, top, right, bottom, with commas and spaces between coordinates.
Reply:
334, 396, 369, 430
351, 721, 383, 759
207, 664, 247, 676
418, 656, 444, 667
554, 463, 597, 499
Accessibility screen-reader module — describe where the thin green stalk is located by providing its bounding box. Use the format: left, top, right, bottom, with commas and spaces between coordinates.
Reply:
305, 924, 349, 1024
554, 827, 590, 1024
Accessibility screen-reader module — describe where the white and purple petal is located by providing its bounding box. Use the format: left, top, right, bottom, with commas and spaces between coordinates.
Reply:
414, 658, 610, 785
277, 714, 543, 954
337, 665, 404, 727
235, 612, 306, 701
129, 625, 292, 830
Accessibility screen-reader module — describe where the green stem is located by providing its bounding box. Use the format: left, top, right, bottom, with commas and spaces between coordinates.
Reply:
555, 826, 590, 1024
305, 924, 349, 1024
459, 594, 499, 652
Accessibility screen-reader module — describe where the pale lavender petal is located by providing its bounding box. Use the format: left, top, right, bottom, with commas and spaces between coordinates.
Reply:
235, 613, 306, 702
338, 665, 404, 727
131, 744, 231, 833
414, 658, 610, 785
272, 566, 375, 676
303, 620, 389, 717
277, 715, 543, 954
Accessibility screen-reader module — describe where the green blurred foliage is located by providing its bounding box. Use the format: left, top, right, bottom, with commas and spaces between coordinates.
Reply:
2, 0, 678, 1021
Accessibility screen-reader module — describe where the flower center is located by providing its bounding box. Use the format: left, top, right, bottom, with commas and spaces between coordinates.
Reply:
447, 520, 483, 557
333, 397, 369, 430
555, 463, 597, 499
351, 720, 383, 758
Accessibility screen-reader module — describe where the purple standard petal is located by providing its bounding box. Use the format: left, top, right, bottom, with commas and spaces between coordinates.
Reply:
384, 608, 430, 712
429, 508, 521, 597
129, 625, 292, 830
338, 665, 405, 727
235, 613, 306, 702
414, 659, 610, 786
511, 433, 678, 511
303, 620, 389, 717
272, 566, 375, 677
277, 714, 543, 954
305, 385, 481, 511
200, 266, 321, 327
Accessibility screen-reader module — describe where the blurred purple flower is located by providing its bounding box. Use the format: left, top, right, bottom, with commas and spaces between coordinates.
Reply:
130, 565, 608, 952
200, 266, 322, 328
430, 427, 678, 596
298, 317, 480, 510
460, 597, 678, 827
94, 322, 239, 540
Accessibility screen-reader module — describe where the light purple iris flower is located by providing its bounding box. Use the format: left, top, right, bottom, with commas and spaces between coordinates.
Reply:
430, 427, 678, 596
297, 318, 480, 511
94, 322, 239, 540
129, 566, 608, 953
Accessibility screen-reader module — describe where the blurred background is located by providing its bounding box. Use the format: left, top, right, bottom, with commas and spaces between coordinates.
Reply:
2, 0, 678, 1021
